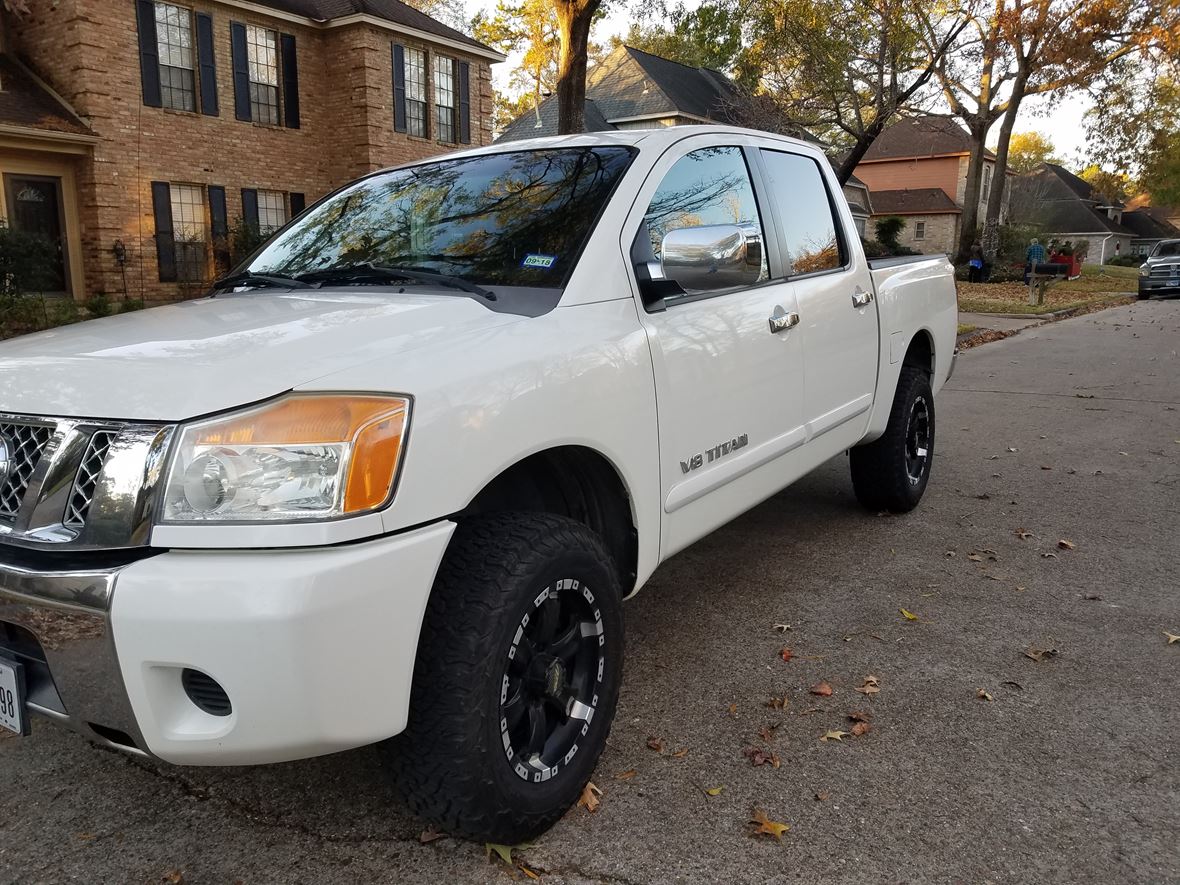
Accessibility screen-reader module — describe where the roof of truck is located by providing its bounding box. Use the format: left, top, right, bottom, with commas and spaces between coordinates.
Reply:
449, 125, 822, 158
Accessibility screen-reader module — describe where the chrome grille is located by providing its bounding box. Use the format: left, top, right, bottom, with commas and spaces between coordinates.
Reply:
63, 431, 117, 528
1149, 263, 1180, 278
0, 421, 54, 521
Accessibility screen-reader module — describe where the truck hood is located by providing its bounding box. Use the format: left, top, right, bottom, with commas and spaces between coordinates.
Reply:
0, 290, 520, 421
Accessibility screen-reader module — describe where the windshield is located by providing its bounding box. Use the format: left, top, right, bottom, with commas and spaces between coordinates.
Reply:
1150, 240, 1180, 258
245, 146, 635, 288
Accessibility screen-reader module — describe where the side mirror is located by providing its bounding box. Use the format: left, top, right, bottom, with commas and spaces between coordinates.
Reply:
660, 224, 763, 294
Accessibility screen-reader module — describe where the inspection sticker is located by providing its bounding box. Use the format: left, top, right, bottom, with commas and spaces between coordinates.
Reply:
522, 253, 557, 269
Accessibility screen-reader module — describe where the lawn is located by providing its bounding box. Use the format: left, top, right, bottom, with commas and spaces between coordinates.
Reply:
958, 264, 1138, 314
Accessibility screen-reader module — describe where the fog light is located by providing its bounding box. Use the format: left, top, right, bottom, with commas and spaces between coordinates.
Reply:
181, 668, 232, 717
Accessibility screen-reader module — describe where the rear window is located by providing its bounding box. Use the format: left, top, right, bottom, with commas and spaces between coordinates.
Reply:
246, 146, 636, 287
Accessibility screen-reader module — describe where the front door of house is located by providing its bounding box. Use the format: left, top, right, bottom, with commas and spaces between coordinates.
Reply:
4, 174, 69, 293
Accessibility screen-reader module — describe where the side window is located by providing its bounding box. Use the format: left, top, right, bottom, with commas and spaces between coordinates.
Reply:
643, 146, 767, 282
760, 150, 844, 276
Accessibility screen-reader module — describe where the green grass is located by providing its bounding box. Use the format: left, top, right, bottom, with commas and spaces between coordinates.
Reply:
1080, 263, 1140, 279
957, 323, 978, 335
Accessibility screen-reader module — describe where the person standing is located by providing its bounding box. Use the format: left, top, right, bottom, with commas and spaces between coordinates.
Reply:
1025, 238, 1046, 284
968, 241, 984, 283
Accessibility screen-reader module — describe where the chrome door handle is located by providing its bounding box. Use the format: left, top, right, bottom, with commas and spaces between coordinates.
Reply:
852, 289, 874, 308
768, 310, 800, 334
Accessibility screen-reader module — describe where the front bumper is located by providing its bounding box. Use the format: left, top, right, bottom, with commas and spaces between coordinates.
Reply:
1139, 279, 1180, 296
0, 521, 454, 765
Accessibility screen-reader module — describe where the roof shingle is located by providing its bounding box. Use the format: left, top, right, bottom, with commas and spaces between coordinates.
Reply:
861, 116, 993, 162
496, 97, 614, 143
0, 56, 91, 137
248, 0, 494, 52
869, 187, 961, 215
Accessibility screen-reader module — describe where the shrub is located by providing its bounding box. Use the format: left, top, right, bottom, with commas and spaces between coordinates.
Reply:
0, 221, 58, 296
875, 216, 905, 253
1104, 255, 1140, 267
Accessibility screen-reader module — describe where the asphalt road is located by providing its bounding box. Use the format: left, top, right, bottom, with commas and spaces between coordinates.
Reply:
2, 300, 1178, 885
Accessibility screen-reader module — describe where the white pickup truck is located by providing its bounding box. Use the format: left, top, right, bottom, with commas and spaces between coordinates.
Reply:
0, 126, 956, 841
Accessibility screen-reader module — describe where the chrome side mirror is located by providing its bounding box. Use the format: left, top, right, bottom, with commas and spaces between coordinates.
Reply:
660, 224, 763, 293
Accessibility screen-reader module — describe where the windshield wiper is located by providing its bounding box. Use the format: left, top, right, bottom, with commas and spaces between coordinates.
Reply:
210, 270, 312, 293
296, 262, 496, 301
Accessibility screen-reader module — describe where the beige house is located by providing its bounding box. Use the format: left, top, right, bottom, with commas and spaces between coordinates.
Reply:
0, 0, 502, 304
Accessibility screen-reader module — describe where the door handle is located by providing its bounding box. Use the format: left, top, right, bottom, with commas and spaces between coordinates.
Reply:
768, 309, 800, 334
852, 288, 874, 308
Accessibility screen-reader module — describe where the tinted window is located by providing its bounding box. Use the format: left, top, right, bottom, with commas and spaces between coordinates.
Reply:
643, 146, 767, 281
247, 147, 635, 287
760, 150, 844, 275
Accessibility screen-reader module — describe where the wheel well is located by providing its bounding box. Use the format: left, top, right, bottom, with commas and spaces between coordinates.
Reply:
460, 447, 638, 594
903, 330, 934, 375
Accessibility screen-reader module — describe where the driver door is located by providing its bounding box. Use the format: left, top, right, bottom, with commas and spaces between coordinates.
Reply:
625, 139, 808, 558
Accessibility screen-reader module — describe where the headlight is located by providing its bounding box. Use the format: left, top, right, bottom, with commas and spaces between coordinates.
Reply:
161, 394, 409, 523
1139, 265, 1149, 276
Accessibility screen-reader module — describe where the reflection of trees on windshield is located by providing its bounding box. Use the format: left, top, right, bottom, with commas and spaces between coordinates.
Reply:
249, 148, 634, 287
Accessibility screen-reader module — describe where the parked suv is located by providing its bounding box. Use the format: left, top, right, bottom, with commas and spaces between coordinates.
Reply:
1139, 239, 1180, 298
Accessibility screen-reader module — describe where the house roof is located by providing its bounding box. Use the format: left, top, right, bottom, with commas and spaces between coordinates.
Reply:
860, 116, 994, 163
1035, 199, 1137, 236
869, 187, 961, 215
496, 97, 615, 143
585, 45, 742, 124
0, 55, 92, 137
249, 0, 494, 53
1015, 164, 1138, 235
1122, 208, 1180, 241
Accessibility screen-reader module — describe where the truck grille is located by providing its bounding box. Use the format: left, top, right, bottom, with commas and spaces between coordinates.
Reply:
63, 430, 117, 529
0, 421, 54, 522
1149, 263, 1180, 278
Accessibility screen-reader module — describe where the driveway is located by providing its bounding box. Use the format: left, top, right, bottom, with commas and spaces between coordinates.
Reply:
2, 301, 1178, 885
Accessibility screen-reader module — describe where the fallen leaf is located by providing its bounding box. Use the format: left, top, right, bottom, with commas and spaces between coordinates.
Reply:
821, 730, 849, 742
486, 843, 531, 866
1016, 586, 1027, 592
1040, 465, 1053, 470
1007, 446, 1018, 452
749, 808, 790, 841
705, 786, 724, 796
1003, 680, 1024, 690
798, 706, 824, 715
946, 550, 956, 557
162, 872, 184, 885
1025, 647, 1058, 663
1058, 539, 1076, 550
900, 608, 919, 621
727, 702, 738, 717
671, 747, 690, 758
779, 647, 794, 662
1041, 552, 1058, 559
1084, 593, 1102, 601
810, 681, 833, 697
419, 828, 446, 844
765, 695, 788, 710
757, 724, 780, 743
814, 790, 829, 801
519, 865, 541, 880
1164, 632, 1180, 645
847, 710, 872, 723
743, 746, 781, 767
850, 721, 872, 737
577, 781, 602, 813
1118, 451, 1128, 456
774, 623, 792, 633
615, 769, 638, 781
977, 688, 993, 702
76, 833, 96, 841
854, 675, 881, 695
646, 736, 664, 753
967, 553, 984, 562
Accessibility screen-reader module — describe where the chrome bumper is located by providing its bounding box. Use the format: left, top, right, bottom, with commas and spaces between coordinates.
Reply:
0, 555, 149, 755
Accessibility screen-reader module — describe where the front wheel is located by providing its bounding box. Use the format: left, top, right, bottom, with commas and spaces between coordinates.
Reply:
850, 366, 935, 513
380, 512, 624, 843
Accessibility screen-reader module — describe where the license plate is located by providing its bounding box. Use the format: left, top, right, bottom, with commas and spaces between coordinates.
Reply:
1168, 278, 1178, 287
0, 657, 27, 736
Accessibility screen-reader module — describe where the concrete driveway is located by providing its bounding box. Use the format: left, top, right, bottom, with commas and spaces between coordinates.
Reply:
2, 300, 1178, 885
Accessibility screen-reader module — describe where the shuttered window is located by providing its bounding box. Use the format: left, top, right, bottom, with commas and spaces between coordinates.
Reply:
256, 190, 287, 234
154, 2, 195, 111
246, 25, 280, 125
433, 54, 455, 143
170, 183, 209, 282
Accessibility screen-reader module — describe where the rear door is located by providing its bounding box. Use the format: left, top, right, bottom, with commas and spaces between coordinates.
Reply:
623, 135, 809, 557
755, 149, 878, 450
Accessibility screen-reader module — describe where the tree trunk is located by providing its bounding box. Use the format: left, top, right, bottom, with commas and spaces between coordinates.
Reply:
982, 81, 1026, 263
956, 120, 989, 262
836, 114, 889, 185
554, 0, 598, 135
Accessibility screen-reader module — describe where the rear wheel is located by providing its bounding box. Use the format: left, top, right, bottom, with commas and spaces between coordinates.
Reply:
850, 366, 935, 513
380, 512, 623, 843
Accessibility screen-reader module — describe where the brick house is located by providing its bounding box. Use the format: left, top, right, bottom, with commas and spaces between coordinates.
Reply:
0, 0, 502, 304
852, 116, 1010, 254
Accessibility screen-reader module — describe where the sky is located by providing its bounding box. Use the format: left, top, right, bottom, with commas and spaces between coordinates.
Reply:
466, 0, 1098, 168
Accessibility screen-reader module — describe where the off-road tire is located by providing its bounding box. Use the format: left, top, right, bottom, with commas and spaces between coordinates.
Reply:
850, 366, 935, 513
380, 512, 624, 843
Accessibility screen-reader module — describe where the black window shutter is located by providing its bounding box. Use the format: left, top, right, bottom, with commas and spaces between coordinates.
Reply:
458, 60, 471, 144
230, 22, 251, 122
150, 181, 176, 282
289, 192, 306, 215
392, 44, 407, 133
208, 186, 229, 271
241, 188, 259, 231
136, 0, 162, 108
280, 34, 300, 128
196, 13, 219, 116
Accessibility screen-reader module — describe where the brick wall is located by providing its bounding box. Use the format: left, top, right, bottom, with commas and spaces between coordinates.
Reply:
872, 212, 959, 255
8, 0, 494, 303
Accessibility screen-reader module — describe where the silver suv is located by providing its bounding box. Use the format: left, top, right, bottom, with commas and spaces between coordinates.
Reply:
1139, 239, 1180, 298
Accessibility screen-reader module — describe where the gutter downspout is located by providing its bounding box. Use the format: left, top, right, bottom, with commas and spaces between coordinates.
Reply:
1098, 234, 1112, 265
